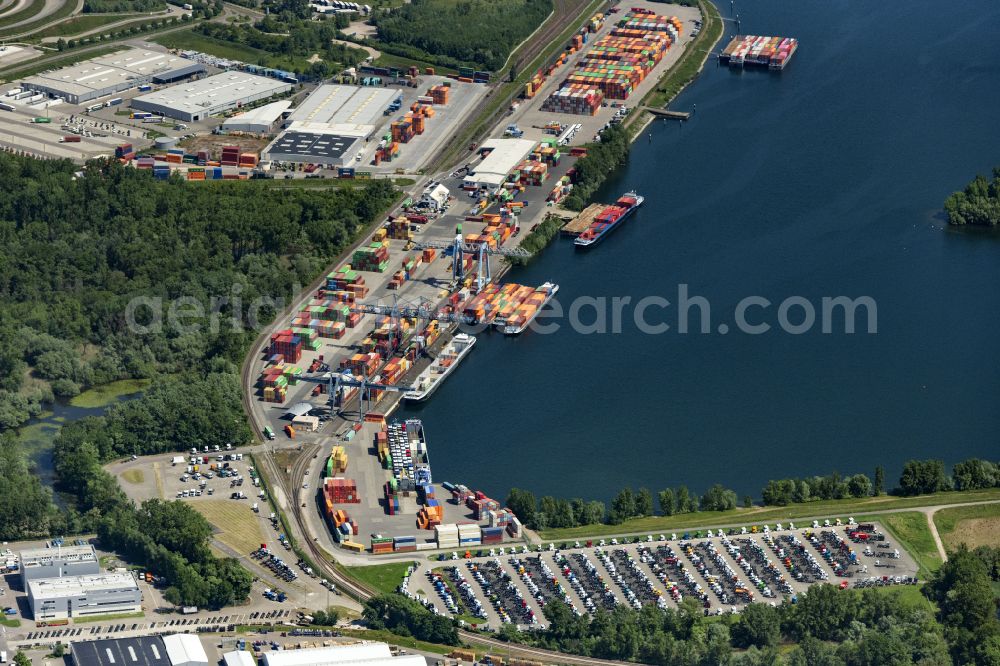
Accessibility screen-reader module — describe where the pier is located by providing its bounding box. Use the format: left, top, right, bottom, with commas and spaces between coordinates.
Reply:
639, 106, 691, 120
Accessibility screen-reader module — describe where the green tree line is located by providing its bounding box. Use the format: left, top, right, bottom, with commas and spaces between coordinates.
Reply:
491, 545, 1000, 665
943, 166, 1000, 226
561, 124, 632, 212
505, 458, 1000, 532
371, 0, 553, 71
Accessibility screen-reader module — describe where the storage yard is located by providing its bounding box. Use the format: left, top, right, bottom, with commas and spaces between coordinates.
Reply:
404, 520, 920, 629
514, 0, 701, 145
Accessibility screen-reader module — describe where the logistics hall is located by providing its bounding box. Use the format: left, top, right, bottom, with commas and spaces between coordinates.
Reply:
21, 48, 201, 104
263, 84, 396, 166
132, 71, 292, 122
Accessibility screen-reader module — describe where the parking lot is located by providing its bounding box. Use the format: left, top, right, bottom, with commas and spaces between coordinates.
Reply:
401, 520, 921, 629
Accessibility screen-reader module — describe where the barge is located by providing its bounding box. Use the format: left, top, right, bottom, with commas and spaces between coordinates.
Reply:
574, 192, 644, 248
719, 35, 798, 70
403, 333, 477, 402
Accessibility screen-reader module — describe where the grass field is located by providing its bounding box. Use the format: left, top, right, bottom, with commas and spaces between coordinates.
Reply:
373, 51, 457, 77
122, 468, 145, 484
537, 489, 1000, 540
856, 511, 942, 578
0, 0, 46, 31
0, 617, 21, 628
344, 561, 413, 595
934, 503, 1000, 551
190, 500, 265, 555
0, 45, 122, 78
70, 378, 150, 408
0, 0, 78, 39
151, 28, 311, 72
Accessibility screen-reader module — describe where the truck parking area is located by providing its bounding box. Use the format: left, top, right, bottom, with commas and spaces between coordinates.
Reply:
401, 520, 921, 629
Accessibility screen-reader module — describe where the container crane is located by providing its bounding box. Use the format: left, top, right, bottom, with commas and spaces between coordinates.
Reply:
410, 235, 530, 292
298, 371, 414, 422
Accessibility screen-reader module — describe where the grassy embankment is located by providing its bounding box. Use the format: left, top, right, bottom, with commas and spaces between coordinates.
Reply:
538, 489, 1000, 540
373, 51, 458, 77
0, 617, 21, 628
29, 13, 147, 39
0, 0, 80, 39
508, 213, 563, 262
344, 561, 413, 595
337, 628, 455, 655
74, 611, 146, 623
0, 0, 47, 31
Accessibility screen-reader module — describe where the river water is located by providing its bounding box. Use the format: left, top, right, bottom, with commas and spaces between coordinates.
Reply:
399, 0, 1000, 502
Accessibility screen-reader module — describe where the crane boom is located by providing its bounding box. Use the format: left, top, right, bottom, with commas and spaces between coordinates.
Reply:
410, 234, 530, 291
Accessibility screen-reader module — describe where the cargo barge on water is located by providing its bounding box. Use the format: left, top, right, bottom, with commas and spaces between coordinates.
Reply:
574, 192, 644, 248
403, 333, 476, 402
495, 282, 560, 335
719, 35, 798, 70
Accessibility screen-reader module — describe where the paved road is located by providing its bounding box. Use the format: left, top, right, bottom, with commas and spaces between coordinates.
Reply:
914, 499, 1000, 563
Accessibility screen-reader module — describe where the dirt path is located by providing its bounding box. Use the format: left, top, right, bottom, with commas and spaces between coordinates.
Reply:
331, 37, 379, 61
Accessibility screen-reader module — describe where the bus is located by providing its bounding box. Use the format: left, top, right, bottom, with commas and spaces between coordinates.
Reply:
31, 117, 51, 123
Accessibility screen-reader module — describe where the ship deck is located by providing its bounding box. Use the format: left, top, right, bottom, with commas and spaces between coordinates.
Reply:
561, 203, 607, 235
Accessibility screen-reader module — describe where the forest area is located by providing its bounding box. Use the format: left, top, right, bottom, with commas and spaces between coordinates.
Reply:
0, 151, 397, 604
943, 166, 1000, 226
371, 0, 554, 71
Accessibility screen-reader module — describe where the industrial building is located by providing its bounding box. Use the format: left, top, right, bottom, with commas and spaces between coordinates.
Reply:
222, 100, 292, 133
21, 48, 200, 104
262, 84, 395, 166
19, 544, 100, 586
263, 128, 365, 168
463, 138, 537, 189
261, 642, 427, 666
28, 572, 141, 620
161, 635, 209, 666
71, 636, 171, 666
284, 84, 395, 127
221, 651, 257, 666
70, 635, 208, 666
132, 72, 293, 122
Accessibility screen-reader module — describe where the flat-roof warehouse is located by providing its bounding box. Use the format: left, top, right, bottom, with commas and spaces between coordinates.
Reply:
28, 571, 141, 620
284, 84, 396, 127
263, 129, 362, 167
21, 48, 199, 104
132, 72, 292, 122
463, 138, 537, 189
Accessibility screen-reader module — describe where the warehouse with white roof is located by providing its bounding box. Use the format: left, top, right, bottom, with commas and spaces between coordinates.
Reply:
222, 100, 292, 133
161, 634, 209, 666
21, 48, 201, 104
463, 138, 537, 190
261, 642, 427, 666
132, 71, 292, 122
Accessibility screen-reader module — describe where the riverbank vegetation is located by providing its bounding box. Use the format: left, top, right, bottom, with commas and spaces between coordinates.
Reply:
508, 214, 563, 263
370, 0, 553, 72
943, 166, 1000, 226
526, 458, 1000, 539
560, 124, 631, 212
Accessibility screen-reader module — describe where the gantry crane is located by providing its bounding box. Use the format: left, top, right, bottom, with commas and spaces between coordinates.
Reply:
410, 235, 530, 292
298, 371, 415, 422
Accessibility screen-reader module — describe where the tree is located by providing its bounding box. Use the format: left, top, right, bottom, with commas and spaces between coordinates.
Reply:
924, 544, 1000, 664
635, 488, 653, 517
363, 594, 458, 645
659, 488, 675, 516
952, 459, 997, 491
675, 485, 691, 513
609, 487, 636, 524
899, 460, 949, 496
505, 488, 537, 528
846, 474, 873, 498
52, 643, 65, 657
13, 652, 31, 666
699, 484, 738, 511
874, 465, 885, 496
733, 603, 781, 648
943, 167, 1000, 226
583, 500, 605, 526
762, 479, 793, 506
743, 494, 753, 508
